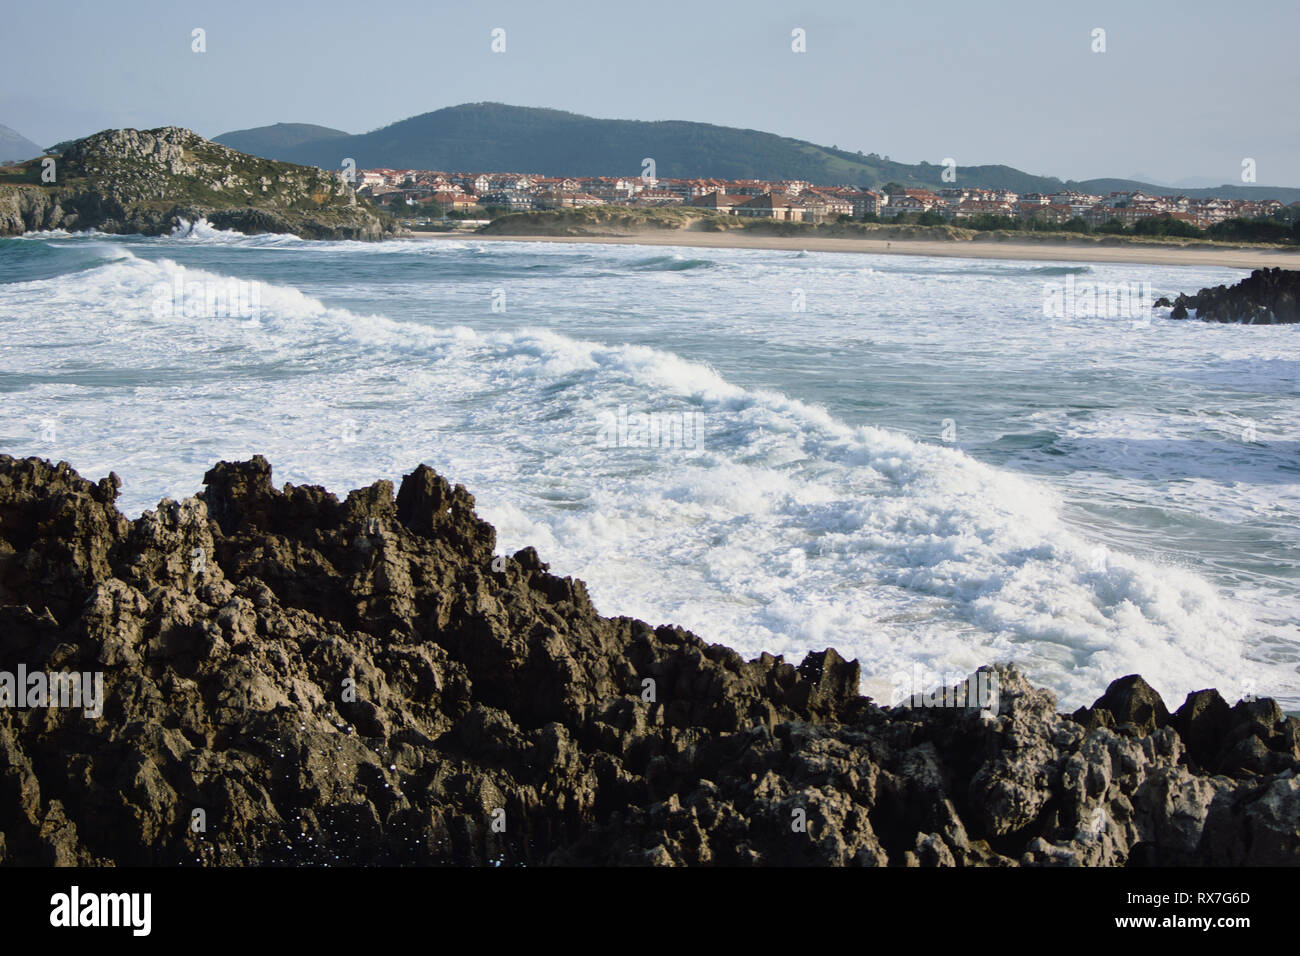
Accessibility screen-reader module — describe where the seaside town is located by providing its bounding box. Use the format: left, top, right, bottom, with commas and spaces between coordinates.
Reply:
353, 167, 1293, 227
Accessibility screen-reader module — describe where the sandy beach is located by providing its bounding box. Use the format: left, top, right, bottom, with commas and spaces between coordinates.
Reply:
409, 229, 1300, 269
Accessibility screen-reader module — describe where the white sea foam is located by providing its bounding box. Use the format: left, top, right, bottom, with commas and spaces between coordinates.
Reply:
167, 217, 307, 246
1, 244, 1295, 711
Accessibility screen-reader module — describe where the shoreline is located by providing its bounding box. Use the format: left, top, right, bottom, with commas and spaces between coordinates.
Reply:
406, 229, 1300, 269
2, 452, 1297, 866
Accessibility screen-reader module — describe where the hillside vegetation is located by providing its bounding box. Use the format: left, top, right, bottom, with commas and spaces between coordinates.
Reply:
216, 103, 1300, 203
0, 127, 395, 239
215, 122, 351, 156
476, 207, 1297, 250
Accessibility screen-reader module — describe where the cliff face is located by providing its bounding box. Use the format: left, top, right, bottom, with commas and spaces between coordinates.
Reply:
0, 127, 395, 240
0, 454, 1296, 866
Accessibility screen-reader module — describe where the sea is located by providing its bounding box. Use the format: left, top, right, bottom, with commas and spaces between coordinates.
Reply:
1, 222, 1297, 712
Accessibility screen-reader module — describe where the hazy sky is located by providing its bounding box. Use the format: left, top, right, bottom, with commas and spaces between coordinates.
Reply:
4, 0, 1297, 187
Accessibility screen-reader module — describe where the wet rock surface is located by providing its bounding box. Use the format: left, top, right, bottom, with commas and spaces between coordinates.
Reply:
0, 455, 1296, 866
1159, 267, 1300, 323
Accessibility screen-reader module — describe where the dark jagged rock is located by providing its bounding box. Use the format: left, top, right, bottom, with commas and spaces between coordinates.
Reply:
1162, 267, 1300, 324
0, 127, 395, 239
1171, 689, 1234, 770
0, 455, 1297, 867
1077, 674, 1171, 737
1073, 678, 1299, 781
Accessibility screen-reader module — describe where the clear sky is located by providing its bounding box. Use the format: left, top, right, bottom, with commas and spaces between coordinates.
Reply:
4, 0, 1297, 187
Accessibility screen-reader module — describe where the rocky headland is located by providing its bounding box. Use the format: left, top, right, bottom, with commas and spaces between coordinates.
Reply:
0, 455, 1296, 866
0, 127, 395, 240
1157, 267, 1300, 323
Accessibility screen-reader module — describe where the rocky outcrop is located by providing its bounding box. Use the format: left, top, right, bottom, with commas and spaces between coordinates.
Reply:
0, 127, 395, 240
1157, 267, 1300, 323
0, 455, 1296, 866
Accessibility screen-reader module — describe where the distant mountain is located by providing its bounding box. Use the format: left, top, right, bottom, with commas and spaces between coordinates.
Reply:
1168, 176, 1234, 189
214, 122, 351, 156
215, 103, 1300, 203
1065, 177, 1298, 202
0, 124, 44, 164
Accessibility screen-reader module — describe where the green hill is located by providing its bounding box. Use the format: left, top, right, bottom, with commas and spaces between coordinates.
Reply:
214, 122, 351, 156
214, 103, 1300, 203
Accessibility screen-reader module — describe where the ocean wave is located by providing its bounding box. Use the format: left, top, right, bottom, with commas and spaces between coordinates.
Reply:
1026, 265, 1094, 276
17, 227, 117, 240
989, 429, 1063, 454
628, 254, 716, 271
167, 218, 305, 246
0, 236, 135, 284
0, 252, 1291, 709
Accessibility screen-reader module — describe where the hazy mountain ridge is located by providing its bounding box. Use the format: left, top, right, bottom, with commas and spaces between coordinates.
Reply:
215, 103, 1300, 202
215, 122, 351, 156
0, 124, 44, 164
